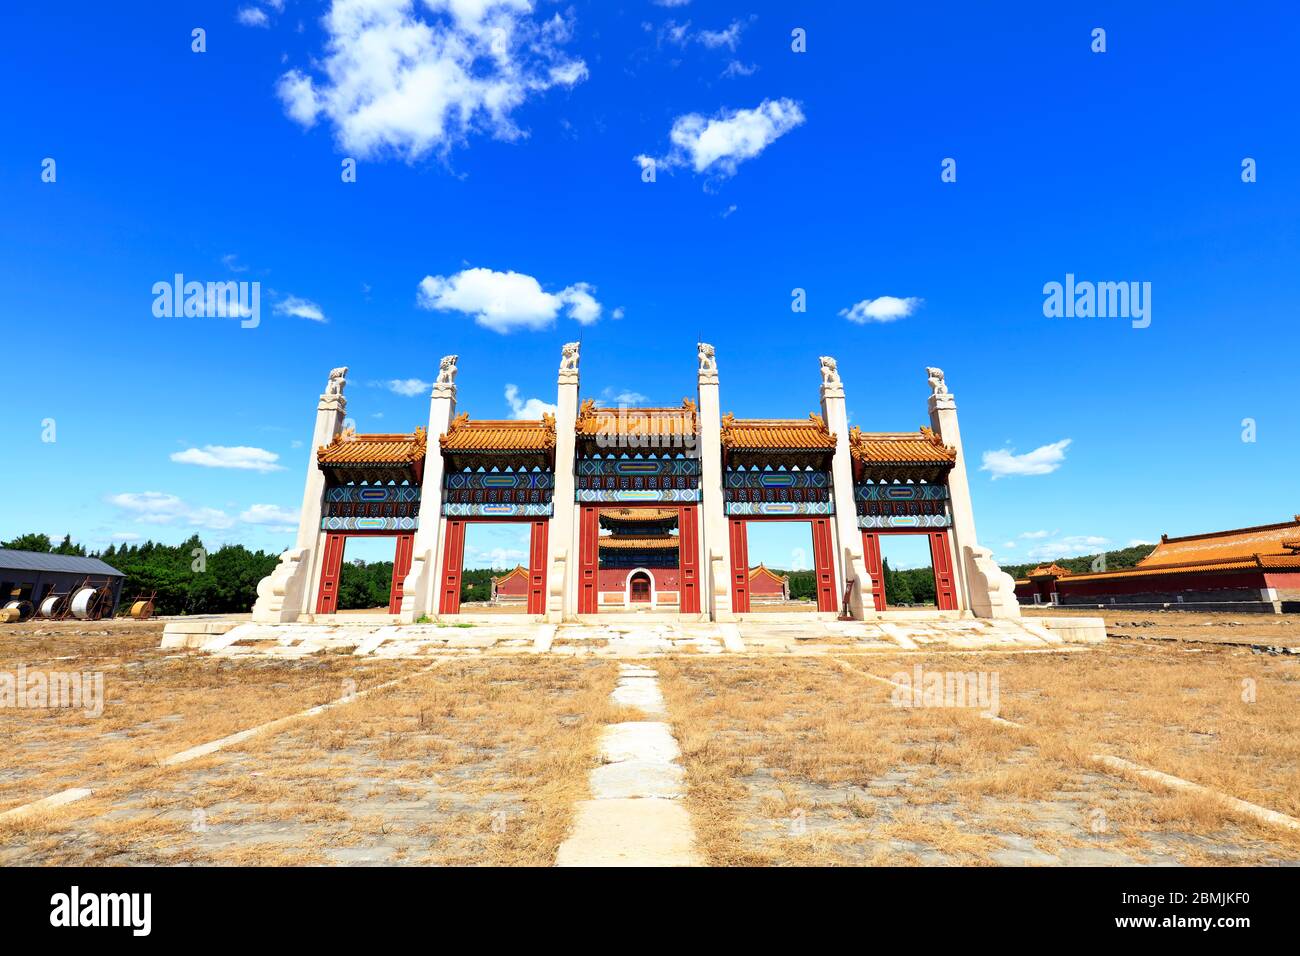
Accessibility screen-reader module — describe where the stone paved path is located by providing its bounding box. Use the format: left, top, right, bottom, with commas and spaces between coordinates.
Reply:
555, 663, 701, 866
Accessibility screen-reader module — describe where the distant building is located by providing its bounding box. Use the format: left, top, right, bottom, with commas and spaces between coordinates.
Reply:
0, 550, 126, 616
748, 564, 791, 604
1014, 517, 1300, 613
490, 566, 530, 604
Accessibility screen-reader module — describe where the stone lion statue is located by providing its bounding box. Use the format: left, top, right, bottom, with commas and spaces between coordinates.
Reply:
819, 355, 840, 386
698, 342, 716, 372
325, 366, 348, 396
560, 341, 580, 371
436, 354, 458, 385
926, 366, 948, 395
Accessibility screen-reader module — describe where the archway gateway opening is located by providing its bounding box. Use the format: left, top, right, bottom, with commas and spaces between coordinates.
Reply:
729, 517, 837, 613
315, 531, 415, 615
460, 522, 533, 614
439, 517, 548, 615
861, 529, 958, 611
578, 505, 700, 614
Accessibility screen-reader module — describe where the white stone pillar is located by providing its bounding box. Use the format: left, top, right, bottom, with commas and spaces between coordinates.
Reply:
399, 356, 458, 622
547, 342, 581, 622
926, 368, 1020, 619
696, 343, 733, 622
819, 357, 869, 620
252, 367, 349, 623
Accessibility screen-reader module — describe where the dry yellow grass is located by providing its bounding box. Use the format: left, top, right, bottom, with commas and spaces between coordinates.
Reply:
659, 651, 1300, 866
850, 642, 1300, 818
1, 658, 621, 866
0, 621, 411, 814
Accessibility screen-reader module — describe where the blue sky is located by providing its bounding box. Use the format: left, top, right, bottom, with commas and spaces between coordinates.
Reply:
2, 1, 1297, 569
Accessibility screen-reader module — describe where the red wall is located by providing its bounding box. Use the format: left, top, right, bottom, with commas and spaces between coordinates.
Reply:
598, 568, 680, 591
494, 572, 529, 597
749, 571, 786, 596
1058, 570, 1267, 597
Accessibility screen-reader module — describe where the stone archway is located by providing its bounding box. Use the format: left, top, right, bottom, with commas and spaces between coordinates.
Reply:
624, 567, 656, 608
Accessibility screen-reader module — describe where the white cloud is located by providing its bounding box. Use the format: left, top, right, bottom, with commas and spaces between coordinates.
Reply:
980, 439, 1072, 479
274, 295, 327, 322
237, 7, 269, 28
638, 97, 805, 177
651, 0, 691, 6
107, 492, 235, 530
839, 296, 923, 323
1020, 530, 1050, 539
466, 546, 527, 568
611, 306, 625, 319
1001, 541, 1016, 549
170, 445, 285, 473
384, 378, 433, 397
505, 384, 558, 419
721, 60, 757, 78
111, 532, 142, 542
221, 253, 249, 272
1128, 538, 1155, 547
1026, 535, 1110, 561
601, 387, 648, 405
276, 0, 587, 162
697, 20, 744, 50
417, 267, 603, 333
240, 504, 299, 532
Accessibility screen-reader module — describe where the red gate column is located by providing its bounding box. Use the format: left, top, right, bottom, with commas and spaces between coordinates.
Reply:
528, 519, 549, 615
811, 517, 838, 612
315, 533, 346, 615
389, 533, 415, 614
929, 531, 958, 611
728, 518, 750, 613
678, 504, 700, 614
438, 519, 465, 614
577, 505, 599, 614
861, 531, 886, 611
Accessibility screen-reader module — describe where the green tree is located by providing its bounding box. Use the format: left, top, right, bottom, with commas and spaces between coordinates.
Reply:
2, 532, 53, 552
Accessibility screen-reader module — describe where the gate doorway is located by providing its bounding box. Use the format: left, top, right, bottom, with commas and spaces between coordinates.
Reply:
439, 517, 548, 615
577, 505, 700, 614
315, 531, 415, 615
861, 529, 958, 611
729, 516, 837, 613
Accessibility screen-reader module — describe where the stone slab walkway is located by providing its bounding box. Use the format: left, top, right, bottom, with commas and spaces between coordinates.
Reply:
555, 663, 701, 866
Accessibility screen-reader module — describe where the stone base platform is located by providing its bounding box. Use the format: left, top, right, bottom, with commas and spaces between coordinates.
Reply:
161, 615, 1105, 658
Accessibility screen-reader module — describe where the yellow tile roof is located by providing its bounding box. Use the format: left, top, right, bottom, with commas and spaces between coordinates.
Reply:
439, 413, 556, 452
490, 565, 529, 584
318, 428, 427, 466
1138, 517, 1300, 567
597, 536, 679, 550
1027, 563, 1072, 578
749, 563, 789, 583
848, 426, 956, 466
720, 413, 836, 451
1064, 518, 1300, 582
575, 399, 698, 441
599, 507, 679, 523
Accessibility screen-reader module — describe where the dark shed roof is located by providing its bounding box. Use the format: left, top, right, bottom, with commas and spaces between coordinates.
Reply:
0, 550, 124, 578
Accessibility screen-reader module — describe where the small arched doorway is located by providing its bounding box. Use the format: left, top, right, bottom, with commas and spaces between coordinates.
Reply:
624, 568, 656, 608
